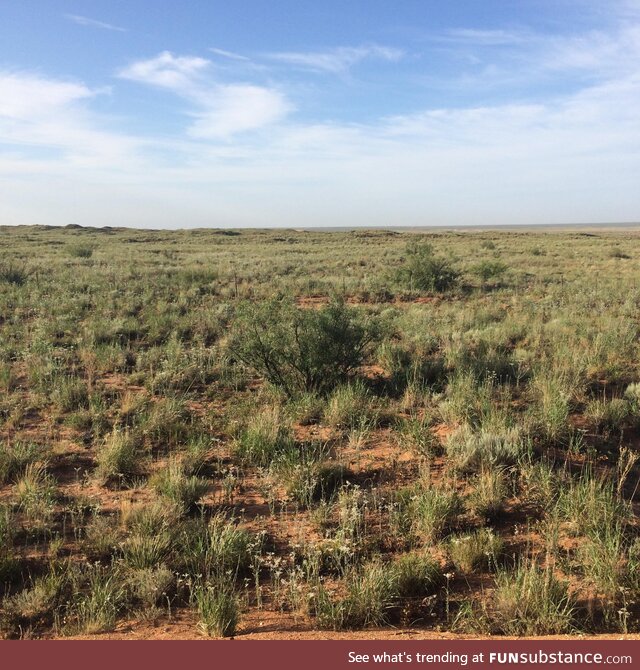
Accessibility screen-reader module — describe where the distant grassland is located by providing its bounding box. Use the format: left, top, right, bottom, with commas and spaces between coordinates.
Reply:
1, 224, 640, 638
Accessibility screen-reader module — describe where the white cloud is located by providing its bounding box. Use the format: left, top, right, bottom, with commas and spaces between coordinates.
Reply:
0, 72, 93, 119
65, 14, 126, 32
188, 84, 292, 139
118, 51, 291, 138
0, 71, 142, 169
118, 51, 210, 91
267, 45, 405, 73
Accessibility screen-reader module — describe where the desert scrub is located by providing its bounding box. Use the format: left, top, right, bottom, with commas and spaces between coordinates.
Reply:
395, 414, 439, 457
192, 581, 239, 637
280, 460, 350, 508
127, 564, 175, 613
393, 483, 462, 543
66, 563, 126, 635
324, 381, 380, 430
438, 370, 495, 427
121, 531, 174, 570
15, 462, 56, 529
150, 457, 209, 511
445, 425, 528, 473
1, 567, 70, 637
624, 382, 640, 412
95, 428, 145, 485
83, 513, 123, 561
585, 396, 631, 434
179, 513, 260, 581
557, 469, 630, 538
394, 242, 459, 293
0, 505, 19, 584
287, 391, 325, 425
529, 371, 576, 444
50, 376, 89, 412
519, 459, 561, 513
235, 406, 296, 467
0, 441, 47, 484
311, 560, 397, 630
139, 396, 191, 450
229, 297, 381, 398
575, 521, 626, 606
0, 259, 31, 285
472, 260, 508, 287
390, 552, 443, 597
448, 528, 504, 573
490, 562, 575, 635
66, 243, 94, 258
467, 468, 509, 521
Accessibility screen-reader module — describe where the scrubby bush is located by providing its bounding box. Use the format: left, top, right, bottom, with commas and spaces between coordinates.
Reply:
390, 553, 442, 597
0, 259, 30, 285
472, 260, 508, 285
445, 425, 528, 473
229, 298, 381, 398
67, 243, 94, 259
311, 561, 397, 630
396, 242, 459, 293
0, 441, 46, 484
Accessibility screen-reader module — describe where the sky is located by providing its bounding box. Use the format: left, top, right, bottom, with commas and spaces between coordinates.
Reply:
1, 1, 639, 229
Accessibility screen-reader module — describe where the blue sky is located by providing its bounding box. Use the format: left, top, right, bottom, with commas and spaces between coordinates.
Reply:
1, 1, 639, 228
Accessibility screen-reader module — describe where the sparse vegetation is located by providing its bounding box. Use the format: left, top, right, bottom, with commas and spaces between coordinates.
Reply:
1, 224, 640, 639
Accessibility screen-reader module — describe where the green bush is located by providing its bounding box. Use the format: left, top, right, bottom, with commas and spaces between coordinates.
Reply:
67, 243, 94, 259
95, 429, 144, 485
472, 260, 508, 284
390, 553, 442, 597
229, 297, 380, 398
396, 243, 459, 293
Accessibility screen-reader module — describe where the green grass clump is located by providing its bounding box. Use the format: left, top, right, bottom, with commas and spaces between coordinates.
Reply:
180, 513, 259, 581
445, 425, 527, 473
150, 458, 209, 511
394, 483, 462, 542
390, 553, 443, 597
193, 581, 239, 637
448, 528, 504, 573
491, 562, 575, 635
235, 407, 296, 467
311, 561, 397, 630
95, 429, 144, 485
0, 442, 46, 485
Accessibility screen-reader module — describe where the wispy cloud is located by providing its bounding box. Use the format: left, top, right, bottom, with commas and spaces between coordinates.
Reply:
442, 28, 528, 46
118, 51, 291, 138
267, 44, 404, 73
65, 14, 126, 32
0, 71, 141, 169
209, 47, 251, 62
